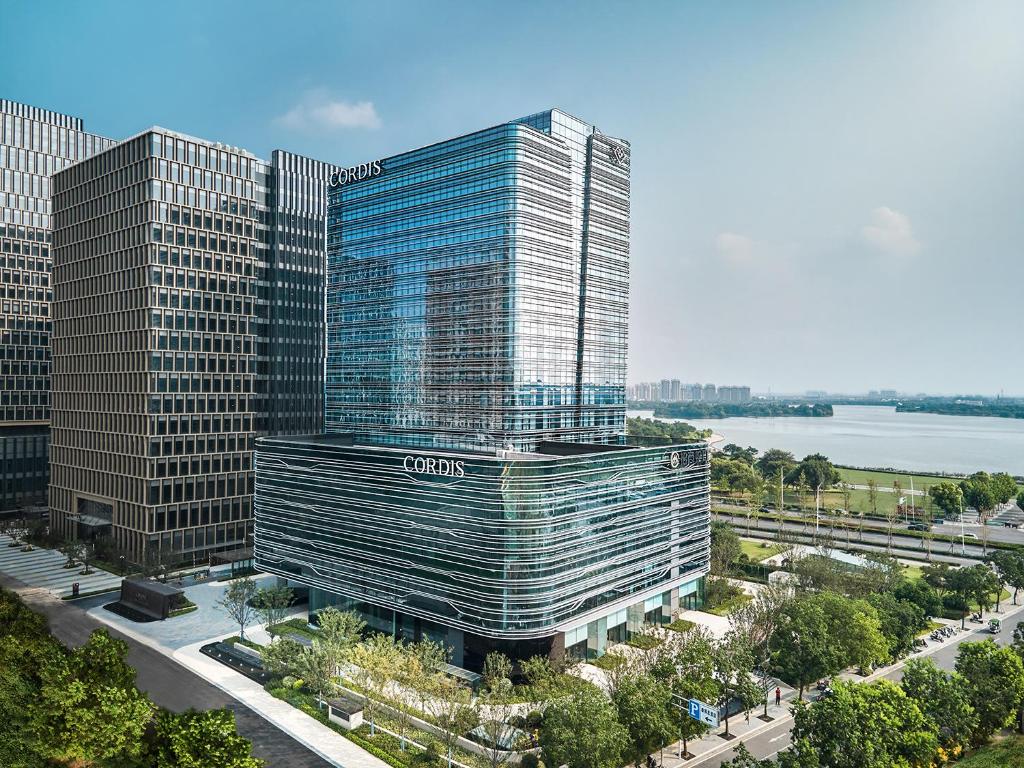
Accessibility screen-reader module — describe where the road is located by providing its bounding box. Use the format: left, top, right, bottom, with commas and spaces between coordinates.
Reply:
0, 574, 332, 768
715, 509, 1012, 564
716, 501, 1024, 548
687, 596, 1024, 765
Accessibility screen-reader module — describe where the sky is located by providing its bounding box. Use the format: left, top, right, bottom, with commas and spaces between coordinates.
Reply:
2, 0, 1021, 395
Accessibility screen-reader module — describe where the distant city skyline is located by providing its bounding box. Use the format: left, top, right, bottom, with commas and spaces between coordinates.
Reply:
1, 0, 1021, 394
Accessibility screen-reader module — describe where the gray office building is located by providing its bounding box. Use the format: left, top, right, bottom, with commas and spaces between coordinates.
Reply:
50, 126, 335, 563
0, 100, 114, 511
256, 109, 711, 667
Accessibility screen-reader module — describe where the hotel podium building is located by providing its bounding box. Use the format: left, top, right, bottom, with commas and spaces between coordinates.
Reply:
49, 127, 335, 562
255, 109, 711, 667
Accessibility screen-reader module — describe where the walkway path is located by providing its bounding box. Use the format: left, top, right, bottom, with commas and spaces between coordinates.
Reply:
0, 534, 121, 597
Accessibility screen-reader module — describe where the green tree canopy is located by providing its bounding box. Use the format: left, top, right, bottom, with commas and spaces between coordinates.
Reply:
770, 596, 841, 700
710, 521, 742, 575
900, 658, 977, 753
955, 640, 1024, 744
785, 454, 840, 491
991, 473, 1019, 505
755, 449, 797, 481
612, 675, 676, 766
792, 679, 938, 768
929, 482, 964, 518
540, 687, 629, 768
154, 708, 263, 768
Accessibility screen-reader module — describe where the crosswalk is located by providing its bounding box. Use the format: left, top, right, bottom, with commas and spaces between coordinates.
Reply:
0, 535, 121, 598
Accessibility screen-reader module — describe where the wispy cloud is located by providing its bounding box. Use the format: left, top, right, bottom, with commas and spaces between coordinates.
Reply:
714, 232, 756, 266
861, 207, 921, 257
274, 89, 381, 132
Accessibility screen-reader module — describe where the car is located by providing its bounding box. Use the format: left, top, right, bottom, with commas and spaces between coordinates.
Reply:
931, 518, 945, 525
908, 522, 931, 532
1004, 522, 1022, 529
963, 532, 979, 539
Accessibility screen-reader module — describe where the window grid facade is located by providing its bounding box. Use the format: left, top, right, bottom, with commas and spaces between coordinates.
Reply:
50, 128, 335, 563
325, 109, 630, 452
0, 99, 114, 509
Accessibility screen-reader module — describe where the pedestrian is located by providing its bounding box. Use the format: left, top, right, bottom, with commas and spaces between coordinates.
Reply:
775, 687, 781, 706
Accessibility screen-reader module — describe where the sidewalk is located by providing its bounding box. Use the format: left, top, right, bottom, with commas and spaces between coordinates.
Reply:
174, 639, 390, 768
0, 534, 121, 598
84, 601, 388, 768
660, 599, 1024, 766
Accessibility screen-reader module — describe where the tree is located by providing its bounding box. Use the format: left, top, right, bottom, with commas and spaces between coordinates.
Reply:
431, 675, 477, 768
990, 550, 1024, 605
59, 538, 78, 569
710, 521, 741, 576
815, 592, 889, 673
259, 636, 304, 677
74, 539, 96, 574
476, 677, 521, 768
154, 708, 263, 768
866, 480, 879, 539
253, 584, 294, 637
729, 582, 792, 653
1018, 487, 1024, 515
791, 679, 938, 768
613, 675, 676, 766
991, 473, 1018, 505
315, 607, 365, 662
539, 686, 629, 768
481, 651, 513, 690
946, 565, 991, 628
295, 641, 340, 708
921, 562, 952, 600
785, 454, 840, 493
666, 628, 717, 757
962, 474, 996, 554
930, 482, 963, 520
900, 658, 976, 755
755, 449, 797, 484
217, 578, 258, 640
713, 634, 759, 738
955, 640, 1024, 744
350, 633, 401, 735
30, 629, 155, 767
892, 577, 942, 619
867, 591, 925, 660
769, 598, 839, 700
722, 444, 758, 465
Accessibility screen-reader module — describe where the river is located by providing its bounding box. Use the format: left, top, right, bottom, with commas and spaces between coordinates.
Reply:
628, 405, 1024, 475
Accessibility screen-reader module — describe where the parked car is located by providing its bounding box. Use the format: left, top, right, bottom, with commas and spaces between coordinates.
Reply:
964, 532, 979, 539
908, 522, 931, 532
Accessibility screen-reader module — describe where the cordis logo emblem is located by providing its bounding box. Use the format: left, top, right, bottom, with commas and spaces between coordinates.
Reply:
403, 455, 466, 478
668, 452, 681, 469
329, 160, 383, 188
610, 144, 628, 166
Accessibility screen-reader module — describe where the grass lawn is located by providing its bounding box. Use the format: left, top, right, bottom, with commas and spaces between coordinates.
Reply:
903, 563, 925, 582
957, 735, 1024, 767
705, 592, 752, 616
739, 539, 785, 562
916, 620, 945, 636
837, 467, 961, 489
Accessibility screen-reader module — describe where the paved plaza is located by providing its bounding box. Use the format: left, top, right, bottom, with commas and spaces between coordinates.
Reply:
0, 534, 121, 598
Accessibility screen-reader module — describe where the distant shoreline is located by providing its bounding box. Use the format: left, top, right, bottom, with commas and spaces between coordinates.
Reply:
628, 401, 833, 420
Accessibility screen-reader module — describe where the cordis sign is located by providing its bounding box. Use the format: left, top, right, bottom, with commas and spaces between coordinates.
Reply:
329, 160, 383, 188
403, 455, 466, 478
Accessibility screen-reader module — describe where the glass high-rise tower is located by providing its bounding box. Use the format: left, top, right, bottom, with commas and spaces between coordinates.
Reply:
256, 109, 711, 669
325, 109, 629, 451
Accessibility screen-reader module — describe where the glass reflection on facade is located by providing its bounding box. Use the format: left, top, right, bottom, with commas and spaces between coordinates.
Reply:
326, 109, 630, 452
255, 435, 710, 668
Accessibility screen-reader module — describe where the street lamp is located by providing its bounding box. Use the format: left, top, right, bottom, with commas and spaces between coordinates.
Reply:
119, 555, 126, 576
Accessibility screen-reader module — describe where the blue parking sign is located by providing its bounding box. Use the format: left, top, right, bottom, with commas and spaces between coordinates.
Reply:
688, 700, 700, 720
